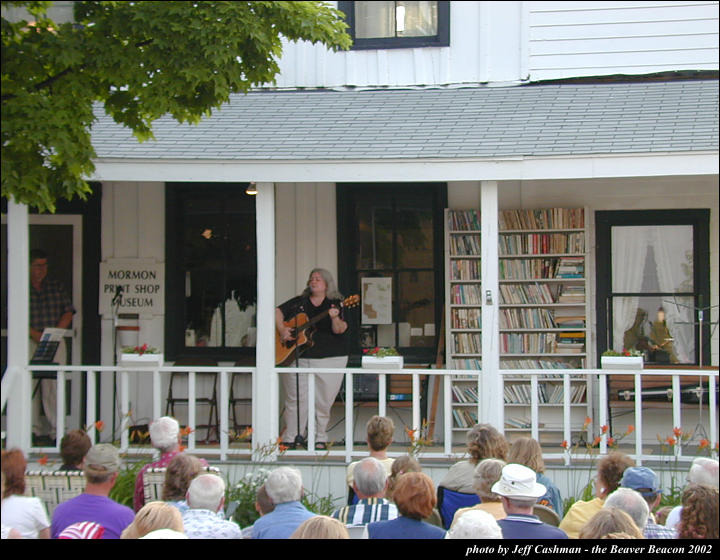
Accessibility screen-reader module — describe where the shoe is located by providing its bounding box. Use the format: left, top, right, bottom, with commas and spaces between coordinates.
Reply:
315, 442, 328, 451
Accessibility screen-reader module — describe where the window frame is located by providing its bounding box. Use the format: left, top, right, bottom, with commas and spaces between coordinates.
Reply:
165, 183, 257, 362
338, 1, 450, 50
595, 209, 711, 366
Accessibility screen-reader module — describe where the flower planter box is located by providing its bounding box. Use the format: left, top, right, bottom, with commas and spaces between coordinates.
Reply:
361, 356, 404, 369
601, 356, 643, 370
119, 353, 164, 367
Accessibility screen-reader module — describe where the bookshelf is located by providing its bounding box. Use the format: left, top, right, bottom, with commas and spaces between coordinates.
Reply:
445, 208, 592, 444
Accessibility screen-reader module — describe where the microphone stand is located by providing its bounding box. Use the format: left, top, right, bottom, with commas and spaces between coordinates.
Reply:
111, 285, 123, 442
294, 300, 304, 449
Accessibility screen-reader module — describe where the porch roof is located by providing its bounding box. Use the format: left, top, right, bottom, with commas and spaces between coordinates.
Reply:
90, 80, 719, 162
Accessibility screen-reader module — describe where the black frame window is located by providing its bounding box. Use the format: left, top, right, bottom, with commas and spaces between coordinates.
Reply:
339, 1, 450, 50
166, 183, 257, 362
337, 183, 447, 365
595, 209, 711, 366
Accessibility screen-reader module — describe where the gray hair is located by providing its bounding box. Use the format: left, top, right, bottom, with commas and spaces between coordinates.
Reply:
472, 458, 506, 502
149, 416, 180, 452
445, 510, 503, 540
301, 268, 343, 300
187, 474, 226, 512
265, 466, 303, 505
354, 457, 387, 497
688, 457, 719, 487
604, 487, 649, 530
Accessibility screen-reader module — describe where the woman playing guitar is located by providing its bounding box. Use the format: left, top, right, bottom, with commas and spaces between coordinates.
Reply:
275, 268, 349, 450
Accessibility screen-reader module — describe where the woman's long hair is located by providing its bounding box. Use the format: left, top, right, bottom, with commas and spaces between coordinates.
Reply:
301, 268, 343, 300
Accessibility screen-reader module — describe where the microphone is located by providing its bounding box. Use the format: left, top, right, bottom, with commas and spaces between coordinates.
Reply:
112, 285, 124, 306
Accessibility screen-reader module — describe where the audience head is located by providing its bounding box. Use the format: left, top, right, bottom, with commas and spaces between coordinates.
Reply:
392, 472, 436, 520
654, 506, 673, 525
677, 483, 719, 540
507, 437, 545, 474
162, 453, 204, 502
265, 466, 303, 505
472, 458, 506, 502
186, 474, 226, 512
445, 509, 503, 539
59, 430, 92, 469
579, 507, 644, 539
388, 454, 420, 499
687, 457, 719, 488
290, 515, 349, 539
1, 448, 27, 498
620, 466, 662, 509
353, 457, 388, 498
604, 487, 650, 530
84, 444, 122, 485
466, 424, 508, 464
149, 416, 181, 453
366, 415, 394, 452
596, 451, 635, 499
121, 501, 184, 539
491, 463, 546, 513
255, 484, 275, 516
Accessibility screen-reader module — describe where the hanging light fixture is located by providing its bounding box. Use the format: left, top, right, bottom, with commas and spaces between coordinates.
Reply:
245, 182, 257, 195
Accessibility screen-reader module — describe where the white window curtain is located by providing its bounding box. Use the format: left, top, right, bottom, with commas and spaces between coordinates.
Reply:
611, 228, 648, 352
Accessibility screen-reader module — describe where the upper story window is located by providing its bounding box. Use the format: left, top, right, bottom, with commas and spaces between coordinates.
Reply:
339, 1, 450, 50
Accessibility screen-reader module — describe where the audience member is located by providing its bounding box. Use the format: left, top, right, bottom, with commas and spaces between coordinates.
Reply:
241, 483, 276, 538
579, 507, 644, 539
121, 501, 185, 539
57, 429, 92, 471
445, 509, 503, 539
1, 462, 34, 539
332, 457, 398, 526
1, 448, 50, 539
603, 488, 649, 533
290, 515, 350, 539
134, 416, 207, 512
162, 453, 204, 513
618, 466, 674, 539
51, 443, 135, 539
665, 457, 718, 530
387, 454, 421, 500
366, 472, 446, 539
559, 451, 634, 538
251, 466, 315, 539
507, 437, 563, 514
451, 458, 507, 527
346, 416, 395, 493
676, 483, 719, 540
493, 463, 568, 539
654, 506, 673, 526
182, 474, 242, 539
439, 423, 508, 493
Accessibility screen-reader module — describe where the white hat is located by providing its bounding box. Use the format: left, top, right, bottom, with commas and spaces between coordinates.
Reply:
491, 463, 546, 499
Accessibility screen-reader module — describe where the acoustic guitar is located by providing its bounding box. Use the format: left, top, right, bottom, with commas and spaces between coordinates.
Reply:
276, 295, 359, 366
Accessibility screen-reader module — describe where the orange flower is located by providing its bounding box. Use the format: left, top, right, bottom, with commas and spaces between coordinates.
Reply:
607, 437, 615, 447
278, 444, 288, 452
405, 426, 416, 443
698, 438, 710, 449
673, 427, 683, 438
666, 436, 676, 446
560, 440, 569, 449
38, 455, 48, 466
583, 416, 592, 428
600, 425, 609, 434
94, 420, 105, 432
592, 436, 602, 447
178, 444, 187, 452
626, 425, 635, 435
180, 426, 194, 437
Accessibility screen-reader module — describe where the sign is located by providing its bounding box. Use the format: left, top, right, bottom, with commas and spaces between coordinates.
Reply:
99, 259, 165, 317
361, 277, 392, 324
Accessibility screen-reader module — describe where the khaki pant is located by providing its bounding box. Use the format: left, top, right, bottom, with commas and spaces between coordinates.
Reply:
281, 355, 348, 443
29, 338, 67, 438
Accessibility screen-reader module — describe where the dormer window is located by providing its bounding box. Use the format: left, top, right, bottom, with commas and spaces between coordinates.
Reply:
339, 1, 450, 50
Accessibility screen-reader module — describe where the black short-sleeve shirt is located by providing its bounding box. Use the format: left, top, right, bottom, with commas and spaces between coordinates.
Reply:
278, 295, 348, 359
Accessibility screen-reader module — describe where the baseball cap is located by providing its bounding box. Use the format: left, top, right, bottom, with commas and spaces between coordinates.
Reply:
620, 466, 662, 496
85, 443, 122, 473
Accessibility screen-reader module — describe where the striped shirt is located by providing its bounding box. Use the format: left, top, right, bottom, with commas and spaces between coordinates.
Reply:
331, 498, 398, 526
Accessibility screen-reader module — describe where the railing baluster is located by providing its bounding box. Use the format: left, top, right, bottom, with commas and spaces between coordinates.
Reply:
345, 371, 354, 463
412, 373, 420, 437
220, 369, 229, 461
188, 370, 196, 450
379, 373, 387, 418
634, 372, 643, 465
56, 369, 66, 449
530, 374, 539, 441
672, 374, 682, 461
307, 373, 316, 450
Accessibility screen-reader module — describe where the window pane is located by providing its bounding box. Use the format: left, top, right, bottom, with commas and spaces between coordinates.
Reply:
612, 296, 695, 364
397, 1, 438, 37
398, 270, 435, 348
611, 225, 693, 293
355, 1, 395, 38
397, 203, 433, 268
356, 203, 393, 269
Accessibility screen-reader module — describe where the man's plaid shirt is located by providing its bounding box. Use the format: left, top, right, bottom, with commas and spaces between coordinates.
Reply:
30, 278, 74, 331
331, 497, 398, 526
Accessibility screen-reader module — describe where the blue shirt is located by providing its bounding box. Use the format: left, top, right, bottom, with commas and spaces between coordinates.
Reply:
497, 513, 568, 539
368, 516, 446, 539
251, 501, 315, 539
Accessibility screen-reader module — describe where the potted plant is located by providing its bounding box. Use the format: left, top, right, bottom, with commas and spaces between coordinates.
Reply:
361, 347, 403, 369
119, 343, 164, 366
601, 348, 643, 370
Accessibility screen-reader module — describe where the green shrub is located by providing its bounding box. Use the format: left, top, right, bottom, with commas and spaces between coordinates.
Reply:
109, 459, 150, 507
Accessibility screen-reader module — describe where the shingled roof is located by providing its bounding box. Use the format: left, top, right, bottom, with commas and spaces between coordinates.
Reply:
90, 80, 718, 161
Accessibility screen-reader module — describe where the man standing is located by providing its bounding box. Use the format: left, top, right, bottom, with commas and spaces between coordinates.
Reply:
251, 466, 316, 539
182, 474, 242, 539
332, 457, 398, 526
51, 444, 135, 539
493, 463, 568, 539
29, 248, 74, 443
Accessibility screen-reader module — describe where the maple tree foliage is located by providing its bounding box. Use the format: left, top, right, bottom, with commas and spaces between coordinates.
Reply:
1, 1, 350, 211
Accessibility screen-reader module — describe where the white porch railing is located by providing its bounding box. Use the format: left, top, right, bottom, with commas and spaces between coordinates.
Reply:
2, 364, 717, 465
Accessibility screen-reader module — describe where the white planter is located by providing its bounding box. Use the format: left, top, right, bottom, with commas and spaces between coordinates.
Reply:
362, 356, 404, 369
119, 353, 164, 367
601, 356, 643, 370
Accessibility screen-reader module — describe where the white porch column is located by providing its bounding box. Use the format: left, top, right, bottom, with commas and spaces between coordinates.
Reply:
4, 201, 32, 450
480, 181, 503, 430
253, 182, 278, 460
